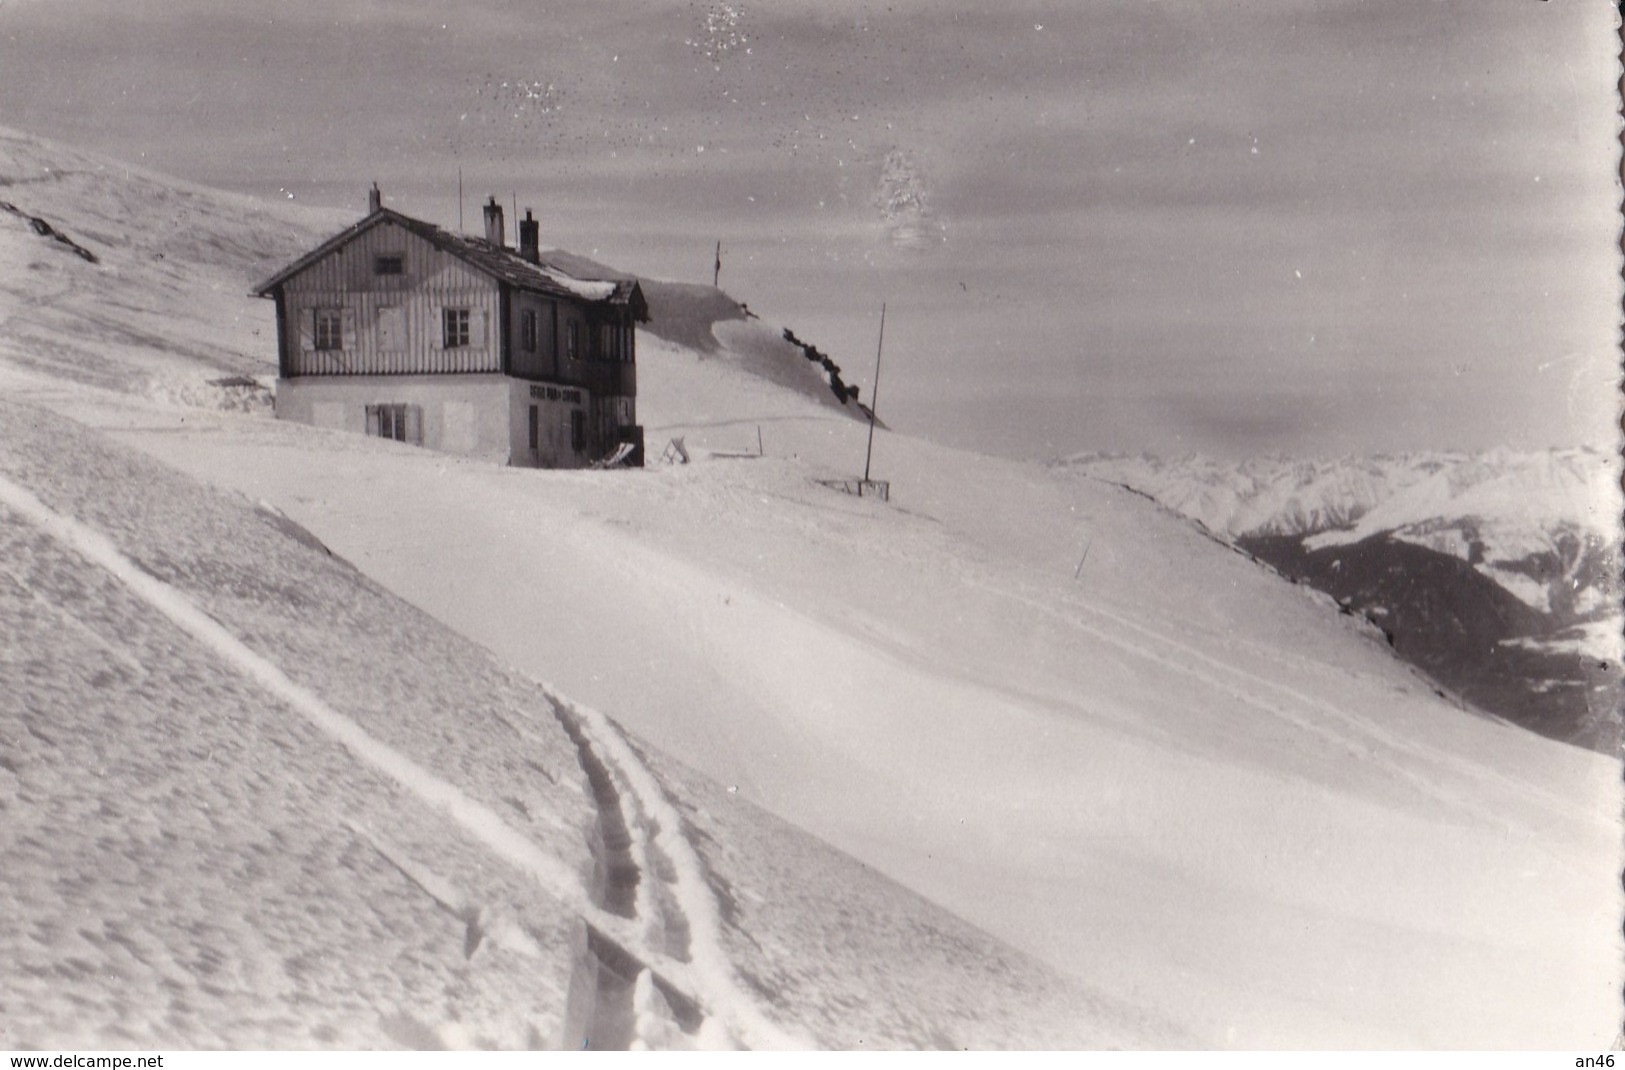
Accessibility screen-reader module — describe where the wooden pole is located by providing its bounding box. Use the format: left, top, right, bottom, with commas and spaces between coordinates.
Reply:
1073, 537, 1093, 580
863, 302, 886, 484
458, 168, 464, 232
713, 240, 722, 287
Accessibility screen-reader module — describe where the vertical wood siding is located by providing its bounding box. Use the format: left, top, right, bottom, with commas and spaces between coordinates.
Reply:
508, 292, 560, 380
507, 296, 635, 396
282, 220, 501, 376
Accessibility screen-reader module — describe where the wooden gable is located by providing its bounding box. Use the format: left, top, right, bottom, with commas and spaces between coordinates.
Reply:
276, 219, 502, 377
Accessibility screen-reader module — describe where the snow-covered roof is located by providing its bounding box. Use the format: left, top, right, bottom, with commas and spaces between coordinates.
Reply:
252, 207, 646, 319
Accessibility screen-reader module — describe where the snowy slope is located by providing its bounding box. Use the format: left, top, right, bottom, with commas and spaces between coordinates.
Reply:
0, 400, 1153, 1050
0, 127, 1167, 1049
85, 332, 1622, 1049
0, 126, 346, 405
0, 404, 597, 1049
1, 125, 1621, 1049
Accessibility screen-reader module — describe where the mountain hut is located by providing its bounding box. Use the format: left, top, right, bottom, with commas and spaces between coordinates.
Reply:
253, 186, 647, 468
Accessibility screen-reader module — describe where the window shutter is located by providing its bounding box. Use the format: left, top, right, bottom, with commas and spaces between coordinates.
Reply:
377, 306, 404, 352
478, 309, 489, 348
365, 405, 380, 436
298, 308, 315, 352
432, 308, 444, 349
405, 405, 423, 446
341, 308, 357, 351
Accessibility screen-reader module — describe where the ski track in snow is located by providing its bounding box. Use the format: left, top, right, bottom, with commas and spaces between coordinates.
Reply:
1055, 585, 1587, 825
0, 468, 804, 1051
546, 689, 813, 1050
1004, 579, 1526, 811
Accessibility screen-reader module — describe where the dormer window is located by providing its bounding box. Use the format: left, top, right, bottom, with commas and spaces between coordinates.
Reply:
374, 255, 404, 275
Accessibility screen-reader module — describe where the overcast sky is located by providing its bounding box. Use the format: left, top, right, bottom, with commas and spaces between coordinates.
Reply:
0, 0, 1617, 460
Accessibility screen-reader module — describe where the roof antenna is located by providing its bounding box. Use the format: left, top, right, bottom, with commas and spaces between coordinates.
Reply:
458, 168, 464, 233
512, 191, 518, 246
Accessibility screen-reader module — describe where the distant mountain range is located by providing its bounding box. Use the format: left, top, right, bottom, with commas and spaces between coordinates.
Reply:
1057, 449, 1623, 753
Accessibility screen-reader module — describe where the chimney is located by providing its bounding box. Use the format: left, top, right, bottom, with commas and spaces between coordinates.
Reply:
519, 209, 540, 263
483, 196, 505, 247
367, 182, 382, 213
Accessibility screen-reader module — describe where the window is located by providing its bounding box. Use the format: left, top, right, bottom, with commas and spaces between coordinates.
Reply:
366, 403, 421, 445
566, 320, 579, 360
528, 405, 539, 451
443, 308, 470, 348
378, 405, 408, 442
570, 409, 586, 452
313, 308, 343, 351
521, 308, 537, 353
374, 255, 404, 275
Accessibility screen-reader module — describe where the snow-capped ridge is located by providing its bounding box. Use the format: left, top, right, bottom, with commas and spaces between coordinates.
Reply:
1062, 447, 1621, 618
1063, 446, 1617, 546
1304, 446, 1619, 553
